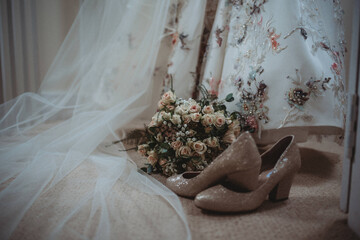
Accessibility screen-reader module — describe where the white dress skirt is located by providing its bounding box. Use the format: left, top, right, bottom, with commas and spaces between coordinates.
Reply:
153, 0, 346, 142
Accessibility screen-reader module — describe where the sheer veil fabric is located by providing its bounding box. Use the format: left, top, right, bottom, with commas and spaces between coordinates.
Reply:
0, 0, 191, 239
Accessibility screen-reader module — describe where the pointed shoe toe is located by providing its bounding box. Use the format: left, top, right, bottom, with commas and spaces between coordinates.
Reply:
194, 135, 301, 212
166, 171, 201, 197
165, 132, 261, 198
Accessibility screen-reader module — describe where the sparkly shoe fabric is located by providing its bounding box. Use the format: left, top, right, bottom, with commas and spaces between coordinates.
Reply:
194, 135, 301, 212
166, 132, 261, 198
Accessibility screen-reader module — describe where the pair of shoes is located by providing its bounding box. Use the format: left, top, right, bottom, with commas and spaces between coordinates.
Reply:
166, 133, 301, 212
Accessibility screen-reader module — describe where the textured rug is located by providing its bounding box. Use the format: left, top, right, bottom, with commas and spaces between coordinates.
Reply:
8, 123, 360, 240
126, 135, 359, 240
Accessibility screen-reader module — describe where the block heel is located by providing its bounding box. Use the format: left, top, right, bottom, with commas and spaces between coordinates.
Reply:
269, 174, 295, 201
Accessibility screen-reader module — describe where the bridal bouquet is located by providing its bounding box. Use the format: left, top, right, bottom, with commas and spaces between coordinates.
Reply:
138, 88, 240, 176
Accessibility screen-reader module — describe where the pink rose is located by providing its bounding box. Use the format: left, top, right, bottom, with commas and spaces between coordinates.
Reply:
159, 158, 167, 166
189, 103, 201, 113
166, 105, 175, 111
182, 114, 192, 124
161, 91, 176, 104
223, 120, 241, 144
176, 146, 192, 158
158, 100, 165, 110
147, 151, 158, 165
201, 114, 215, 126
171, 140, 183, 150
190, 113, 202, 122
187, 129, 196, 137
156, 133, 164, 142
202, 105, 214, 114
214, 113, 226, 128
191, 141, 207, 154
137, 144, 148, 156
203, 137, 219, 148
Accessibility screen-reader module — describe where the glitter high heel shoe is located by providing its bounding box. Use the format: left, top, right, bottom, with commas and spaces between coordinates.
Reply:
194, 135, 301, 212
166, 132, 261, 198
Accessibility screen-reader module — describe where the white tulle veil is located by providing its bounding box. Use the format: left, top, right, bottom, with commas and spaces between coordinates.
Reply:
0, 0, 191, 239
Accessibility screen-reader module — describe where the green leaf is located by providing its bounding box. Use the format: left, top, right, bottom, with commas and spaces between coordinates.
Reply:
139, 167, 147, 173
147, 165, 153, 174
159, 142, 170, 149
225, 93, 234, 102
159, 148, 168, 154
217, 104, 227, 111
230, 111, 241, 119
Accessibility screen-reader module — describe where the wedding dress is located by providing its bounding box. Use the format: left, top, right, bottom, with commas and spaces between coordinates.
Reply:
0, 0, 345, 239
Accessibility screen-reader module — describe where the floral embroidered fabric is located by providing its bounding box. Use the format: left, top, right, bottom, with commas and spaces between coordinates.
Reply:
154, 0, 346, 132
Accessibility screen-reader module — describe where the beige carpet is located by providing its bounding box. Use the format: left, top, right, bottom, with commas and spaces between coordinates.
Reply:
7, 123, 360, 240
126, 136, 359, 240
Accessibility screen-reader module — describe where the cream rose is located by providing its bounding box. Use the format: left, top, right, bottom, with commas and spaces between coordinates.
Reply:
161, 91, 176, 104
160, 111, 171, 120
171, 114, 181, 125
137, 144, 148, 156
166, 105, 175, 111
151, 112, 163, 125
156, 133, 164, 142
158, 100, 165, 110
202, 105, 214, 114
223, 120, 241, 144
189, 103, 201, 113
148, 120, 157, 128
191, 141, 207, 154
187, 129, 196, 137
175, 106, 187, 115
159, 158, 167, 166
190, 113, 202, 122
201, 114, 215, 126
171, 140, 183, 150
214, 113, 226, 128
180, 102, 190, 112
182, 114, 192, 124
203, 137, 219, 148
147, 150, 158, 165
176, 146, 192, 158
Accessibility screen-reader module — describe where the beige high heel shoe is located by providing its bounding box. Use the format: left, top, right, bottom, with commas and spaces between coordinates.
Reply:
194, 135, 301, 212
166, 132, 261, 198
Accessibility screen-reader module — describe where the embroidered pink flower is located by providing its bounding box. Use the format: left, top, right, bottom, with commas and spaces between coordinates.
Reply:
332, 62, 340, 75
246, 115, 258, 131
209, 78, 221, 96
